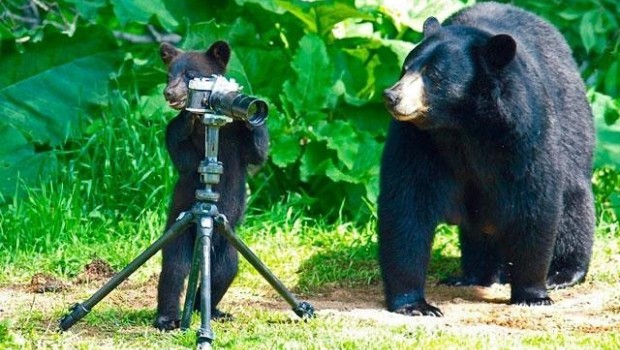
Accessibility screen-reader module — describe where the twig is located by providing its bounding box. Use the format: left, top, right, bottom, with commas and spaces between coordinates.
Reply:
113, 30, 181, 44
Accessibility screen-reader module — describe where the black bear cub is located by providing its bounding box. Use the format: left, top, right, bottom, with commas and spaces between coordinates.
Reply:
379, 2, 595, 316
155, 41, 269, 330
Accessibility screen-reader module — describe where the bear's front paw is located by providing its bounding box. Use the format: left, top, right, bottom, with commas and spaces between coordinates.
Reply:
511, 296, 553, 306
394, 301, 443, 317
154, 316, 180, 331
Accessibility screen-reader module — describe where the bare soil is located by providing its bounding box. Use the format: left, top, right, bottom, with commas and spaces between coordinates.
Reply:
2, 263, 619, 338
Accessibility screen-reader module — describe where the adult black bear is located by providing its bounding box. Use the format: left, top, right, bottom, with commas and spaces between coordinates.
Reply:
379, 2, 594, 316
155, 41, 269, 330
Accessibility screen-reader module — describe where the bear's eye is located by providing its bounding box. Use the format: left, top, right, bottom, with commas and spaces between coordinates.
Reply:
184, 71, 197, 80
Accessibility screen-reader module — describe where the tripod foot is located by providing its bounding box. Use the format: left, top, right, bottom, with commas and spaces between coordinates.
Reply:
59, 303, 90, 332
197, 341, 213, 350
197, 327, 214, 350
293, 301, 315, 319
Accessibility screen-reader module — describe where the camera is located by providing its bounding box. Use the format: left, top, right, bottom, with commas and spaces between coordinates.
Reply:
186, 75, 268, 127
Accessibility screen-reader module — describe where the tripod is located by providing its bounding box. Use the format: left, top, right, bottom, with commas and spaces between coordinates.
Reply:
59, 112, 314, 349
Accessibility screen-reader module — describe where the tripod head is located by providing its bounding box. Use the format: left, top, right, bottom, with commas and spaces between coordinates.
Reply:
185, 76, 268, 203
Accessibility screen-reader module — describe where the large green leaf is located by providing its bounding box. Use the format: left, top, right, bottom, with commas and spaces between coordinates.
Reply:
282, 34, 336, 116
579, 11, 597, 53
110, 0, 178, 31
236, 0, 372, 35
0, 26, 122, 146
315, 120, 358, 169
0, 25, 122, 197
0, 124, 57, 198
299, 141, 334, 182
271, 133, 302, 167
62, 0, 107, 20
378, 0, 471, 32
593, 94, 620, 169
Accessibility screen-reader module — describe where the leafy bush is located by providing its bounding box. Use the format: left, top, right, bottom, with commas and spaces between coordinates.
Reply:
0, 0, 473, 220
0, 0, 618, 221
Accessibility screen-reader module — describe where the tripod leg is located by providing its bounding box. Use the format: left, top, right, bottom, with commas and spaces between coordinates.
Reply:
214, 214, 314, 319
59, 212, 195, 331
180, 230, 203, 330
196, 216, 215, 347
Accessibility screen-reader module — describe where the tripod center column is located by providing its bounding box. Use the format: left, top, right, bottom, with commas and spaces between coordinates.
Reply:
195, 113, 232, 203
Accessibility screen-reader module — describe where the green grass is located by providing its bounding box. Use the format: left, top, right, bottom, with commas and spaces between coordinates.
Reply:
1, 201, 618, 349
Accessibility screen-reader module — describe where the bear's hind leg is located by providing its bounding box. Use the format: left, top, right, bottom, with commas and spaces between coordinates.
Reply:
504, 222, 555, 306
440, 227, 502, 287
155, 226, 195, 330
209, 237, 239, 319
547, 185, 594, 289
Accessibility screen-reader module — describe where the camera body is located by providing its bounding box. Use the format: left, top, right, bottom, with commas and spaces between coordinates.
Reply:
186, 75, 267, 127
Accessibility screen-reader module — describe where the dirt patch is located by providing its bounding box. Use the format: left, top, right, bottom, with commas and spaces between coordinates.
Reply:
1, 270, 619, 339
280, 281, 619, 334
75, 258, 117, 284
27, 273, 68, 293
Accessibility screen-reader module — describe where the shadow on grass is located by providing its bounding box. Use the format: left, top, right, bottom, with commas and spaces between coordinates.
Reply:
295, 240, 462, 293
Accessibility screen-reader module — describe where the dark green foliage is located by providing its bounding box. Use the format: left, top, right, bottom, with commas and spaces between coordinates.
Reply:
0, 0, 618, 221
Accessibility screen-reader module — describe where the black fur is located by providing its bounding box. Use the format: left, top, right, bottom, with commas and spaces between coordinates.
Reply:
379, 2, 594, 316
155, 41, 269, 330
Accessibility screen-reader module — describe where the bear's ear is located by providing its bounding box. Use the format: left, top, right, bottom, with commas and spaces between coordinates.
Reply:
206, 41, 231, 68
160, 42, 182, 66
482, 34, 516, 69
423, 17, 441, 38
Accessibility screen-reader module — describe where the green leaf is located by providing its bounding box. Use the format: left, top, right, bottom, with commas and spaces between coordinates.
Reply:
350, 134, 383, 202
271, 133, 302, 167
381, 39, 416, 65
236, 0, 372, 35
0, 124, 57, 197
111, 0, 179, 31
373, 45, 403, 97
604, 61, 618, 98
0, 25, 123, 146
595, 114, 620, 170
183, 21, 231, 49
183, 21, 289, 97
380, 0, 469, 33
558, 8, 584, 21
338, 103, 391, 138
282, 34, 335, 116
330, 45, 371, 105
315, 120, 358, 169
299, 141, 333, 181
591, 91, 620, 169
62, 0, 107, 20
0, 22, 15, 41
579, 11, 597, 53
0, 25, 122, 198
325, 162, 360, 183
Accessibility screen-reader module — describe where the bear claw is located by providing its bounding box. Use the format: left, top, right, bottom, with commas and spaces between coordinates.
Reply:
511, 296, 554, 306
394, 301, 443, 317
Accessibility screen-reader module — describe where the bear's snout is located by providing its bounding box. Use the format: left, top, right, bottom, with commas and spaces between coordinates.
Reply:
163, 80, 188, 110
383, 88, 399, 107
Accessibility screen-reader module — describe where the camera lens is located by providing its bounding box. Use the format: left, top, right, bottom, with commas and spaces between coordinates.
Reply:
245, 99, 268, 127
229, 94, 268, 126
